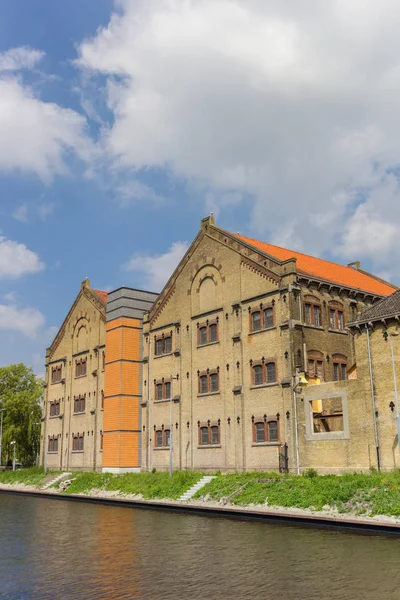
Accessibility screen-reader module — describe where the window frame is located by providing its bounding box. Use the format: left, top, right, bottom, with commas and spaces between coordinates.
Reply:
329, 305, 345, 331
307, 351, 325, 381
154, 428, 171, 448
51, 365, 62, 384
154, 379, 172, 401
252, 417, 280, 444
197, 320, 219, 347
49, 400, 60, 417
73, 395, 86, 414
304, 297, 322, 327
251, 360, 278, 387
305, 390, 350, 441
249, 304, 275, 334
154, 334, 173, 357
48, 436, 59, 453
332, 354, 347, 381
198, 369, 219, 395
72, 434, 84, 452
75, 357, 87, 379
198, 423, 221, 446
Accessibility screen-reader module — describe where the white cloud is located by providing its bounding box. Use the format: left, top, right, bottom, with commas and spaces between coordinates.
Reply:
115, 179, 165, 206
3, 292, 16, 302
12, 204, 29, 223
0, 49, 92, 180
0, 303, 45, 338
77, 0, 400, 278
0, 236, 44, 279
0, 47, 44, 72
37, 202, 54, 220
123, 241, 189, 291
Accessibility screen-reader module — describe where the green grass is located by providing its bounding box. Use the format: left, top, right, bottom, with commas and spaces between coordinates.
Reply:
64, 470, 204, 500
0, 467, 50, 486
194, 470, 400, 517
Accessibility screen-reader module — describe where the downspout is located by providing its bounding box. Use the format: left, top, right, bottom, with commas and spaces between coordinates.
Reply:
366, 324, 380, 471
147, 336, 151, 471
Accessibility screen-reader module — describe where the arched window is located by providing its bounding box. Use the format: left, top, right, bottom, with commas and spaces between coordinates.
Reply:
252, 419, 279, 444
252, 362, 277, 386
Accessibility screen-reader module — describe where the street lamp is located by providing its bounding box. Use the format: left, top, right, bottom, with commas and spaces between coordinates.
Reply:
10, 441, 16, 471
388, 331, 400, 452
169, 376, 179, 478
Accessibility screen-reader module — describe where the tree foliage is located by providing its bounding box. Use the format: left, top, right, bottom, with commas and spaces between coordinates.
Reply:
0, 363, 43, 465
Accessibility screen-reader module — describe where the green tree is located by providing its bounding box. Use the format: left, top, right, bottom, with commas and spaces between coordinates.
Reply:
0, 364, 43, 466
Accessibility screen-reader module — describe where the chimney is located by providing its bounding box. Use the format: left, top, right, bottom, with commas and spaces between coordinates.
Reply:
201, 213, 215, 230
347, 261, 361, 270
81, 278, 90, 289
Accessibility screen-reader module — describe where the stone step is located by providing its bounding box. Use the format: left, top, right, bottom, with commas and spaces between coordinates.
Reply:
42, 472, 72, 490
179, 475, 216, 501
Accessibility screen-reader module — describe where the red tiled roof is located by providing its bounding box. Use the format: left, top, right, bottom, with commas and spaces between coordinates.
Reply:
234, 234, 396, 297
93, 289, 108, 303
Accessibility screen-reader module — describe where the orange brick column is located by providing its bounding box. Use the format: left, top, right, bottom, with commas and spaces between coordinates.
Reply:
102, 288, 158, 473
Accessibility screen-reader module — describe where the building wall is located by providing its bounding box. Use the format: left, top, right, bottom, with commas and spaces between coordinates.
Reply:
40, 280, 106, 471
141, 218, 370, 473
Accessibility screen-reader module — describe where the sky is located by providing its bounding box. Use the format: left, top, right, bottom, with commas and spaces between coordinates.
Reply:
2, 0, 400, 375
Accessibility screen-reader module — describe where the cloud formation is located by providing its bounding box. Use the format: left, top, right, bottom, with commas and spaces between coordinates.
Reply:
123, 241, 189, 292
0, 46, 44, 72
78, 0, 400, 275
0, 303, 45, 338
0, 236, 44, 279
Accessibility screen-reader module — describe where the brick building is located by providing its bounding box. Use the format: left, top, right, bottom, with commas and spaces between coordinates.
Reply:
41, 279, 107, 471
140, 215, 396, 473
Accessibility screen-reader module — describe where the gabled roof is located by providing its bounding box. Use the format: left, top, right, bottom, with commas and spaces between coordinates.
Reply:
93, 289, 108, 304
234, 234, 396, 297
349, 289, 400, 325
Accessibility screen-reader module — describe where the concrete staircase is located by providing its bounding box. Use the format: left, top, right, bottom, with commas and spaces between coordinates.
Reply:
42, 472, 72, 490
179, 475, 216, 501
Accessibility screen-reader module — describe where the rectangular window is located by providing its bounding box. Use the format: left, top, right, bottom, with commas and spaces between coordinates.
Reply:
165, 429, 171, 447
255, 422, 265, 443
48, 437, 58, 452
329, 309, 335, 329
199, 375, 208, 394
73, 435, 84, 451
200, 427, 209, 445
333, 362, 347, 381
199, 327, 207, 345
253, 365, 263, 386
74, 396, 85, 413
333, 363, 339, 381
155, 430, 163, 447
155, 335, 173, 356
313, 306, 321, 326
263, 307, 273, 329
341, 364, 347, 380
210, 373, 219, 392
75, 358, 87, 378
311, 397, 344, 433
51, 366, 62, 384
305, 304, 312, 325
337, 311, 344, 330
164, 382, 171, 399
155, 339, 164, 356
164, 336, 172, 354
268, 421, 279, 442
209, 323, 218, 342
316, 360, 324, 381
156, 384, 163, 401
266, 362, 276, 383
211, 426, 219, 445
251, 311, 261, 331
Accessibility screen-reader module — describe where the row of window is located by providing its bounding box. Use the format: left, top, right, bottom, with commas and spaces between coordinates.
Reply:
304, 302, 345, 331
307, 352, 347, 381
48, 433, 104, 453
153, 420, 280, 448
50, 352, 105, 384
48, 392, 104, 417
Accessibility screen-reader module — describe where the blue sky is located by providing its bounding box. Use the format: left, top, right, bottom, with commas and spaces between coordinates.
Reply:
2, 0, 400, 375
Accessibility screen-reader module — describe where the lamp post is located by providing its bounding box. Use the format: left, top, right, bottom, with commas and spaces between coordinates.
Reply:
0, 407, 4, 467
388, 331, 400, 452
10, 441, 16, 471
169, 376, 179, 478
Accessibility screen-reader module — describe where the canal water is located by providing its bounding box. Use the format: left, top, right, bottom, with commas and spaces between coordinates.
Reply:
0, 494, 400, 599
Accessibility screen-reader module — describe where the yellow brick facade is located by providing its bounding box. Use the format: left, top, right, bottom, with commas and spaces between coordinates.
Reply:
40, 279, 106, 471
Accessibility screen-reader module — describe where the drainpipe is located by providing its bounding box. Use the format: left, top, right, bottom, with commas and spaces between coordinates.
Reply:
292, 377, 300, 475
366, 324, 380, 471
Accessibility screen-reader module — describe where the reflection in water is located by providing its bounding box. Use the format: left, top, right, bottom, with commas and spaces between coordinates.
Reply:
0, 494, 400, 599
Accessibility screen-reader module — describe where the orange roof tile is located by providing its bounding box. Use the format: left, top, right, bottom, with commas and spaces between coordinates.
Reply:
93, 289, 108, 303
234, 234, 396, 297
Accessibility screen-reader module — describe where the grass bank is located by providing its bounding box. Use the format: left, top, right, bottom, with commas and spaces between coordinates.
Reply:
0, 467, 50, 486
194, 470, 400, 517
61, 470, 203, 500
